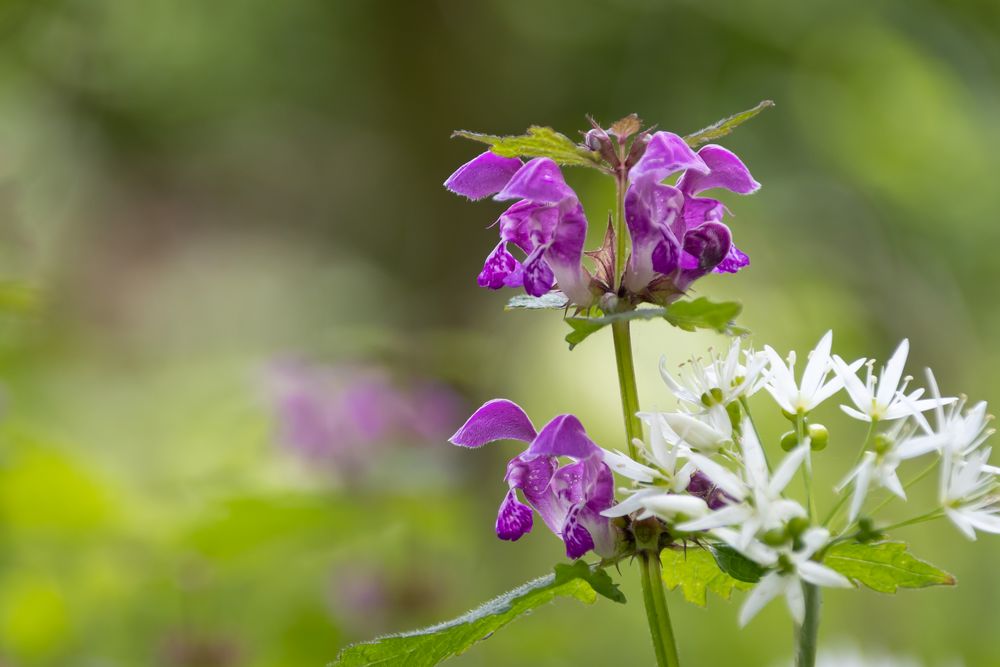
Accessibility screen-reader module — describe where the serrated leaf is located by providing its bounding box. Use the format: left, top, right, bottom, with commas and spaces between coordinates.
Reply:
452, 126, 601, 167
331, 567, 601, 666
710, 545, 766, 584
824, 541, 956, 594
610, 113, 642, 139
564, 307, 667, 350
663, 297, 742, 333
554, 560, 626, 604
684, 100, 775, 148
563, 298, 743, 350
505, 293, 569, 310
661, 546, 752, 607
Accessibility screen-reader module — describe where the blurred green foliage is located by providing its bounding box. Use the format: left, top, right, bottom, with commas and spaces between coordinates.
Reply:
0, 0, 998, 665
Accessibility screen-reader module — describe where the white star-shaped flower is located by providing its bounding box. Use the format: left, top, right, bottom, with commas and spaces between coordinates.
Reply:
765, 331, 861, 415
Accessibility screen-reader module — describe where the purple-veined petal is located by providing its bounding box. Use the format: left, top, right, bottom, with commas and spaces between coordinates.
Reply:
544, 201, 593, 306
505, 453, 557, 501
444, 151, 523, 200
498, 200, 559, 253
677, 222, 733, 289
477, 242, 523, 289
628, 132, 708, 183
528, 414, 601, 459
578, 505, 617, 558
496, 158, 576, 204
561, 504, 596, 559
449, 399, 537, 447
521, 246, 556, 296
714, 244, 750, 273
496, 489, 534, 541
623, 179, 685, 292
682, 196, 726, 229
677, 144, 760, 196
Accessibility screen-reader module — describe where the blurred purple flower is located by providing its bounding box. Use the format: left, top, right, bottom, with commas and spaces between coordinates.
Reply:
266, 361, 464, 473
450, 399, 619, 559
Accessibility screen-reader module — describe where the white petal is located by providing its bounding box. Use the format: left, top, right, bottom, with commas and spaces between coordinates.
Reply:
602, 448, 658, 483
783, 577, 806, 625
840, 404, 873, 422
675, 504, 750, 532
797, 527, 832, 559
644, 494, 710, 520
798, 561, 852, 588
945, 507, 978, 540
832, 355, 870, 412
739, 572, 785, 627
964, 507, 1000, 535
876, 339, 909, 407
768, 444, 809, 497
847, 453, 875, 524
601, 488, 661, 518
800, 330, 833, 399
661, 412, 727, 452
739, 416, 770, 490
881, 468, 907, 499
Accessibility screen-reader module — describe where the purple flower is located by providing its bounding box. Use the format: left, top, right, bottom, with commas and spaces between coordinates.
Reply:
450, 399, 618, 559
445, 153, 594, 306
685, 470, 732, 510
623, 132, 758, 297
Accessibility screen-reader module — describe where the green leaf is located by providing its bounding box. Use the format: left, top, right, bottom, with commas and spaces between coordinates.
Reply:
554, 560, 626, 604
331, 566, 604, 666
661, 546, 752, 607
563, 298, 744, 350
710, 545, 766, 584
564, 307, 667, 350
663, 297, 743, 333
824, 541, 957, 594
684, 100, 775, 148
505, 293, 569, 310
452, 126, 601, 167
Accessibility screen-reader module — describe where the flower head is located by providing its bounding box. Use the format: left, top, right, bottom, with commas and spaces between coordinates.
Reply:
764, 331, 861, 415
832, 340, 955, 423
450, 399, 618, 558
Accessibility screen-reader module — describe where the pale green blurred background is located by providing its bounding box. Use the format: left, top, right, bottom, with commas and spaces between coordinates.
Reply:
0, 0, 998, 665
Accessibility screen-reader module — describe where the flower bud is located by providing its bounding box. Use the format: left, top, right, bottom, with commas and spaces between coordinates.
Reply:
873, 433, 892, 455
780, 430, 799, 452
786, 516, 810, 538
808, 423, 829, 451
762, 528, 787, 546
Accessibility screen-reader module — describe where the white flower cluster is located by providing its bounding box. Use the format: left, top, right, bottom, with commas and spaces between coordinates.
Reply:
600, 332, 998, 625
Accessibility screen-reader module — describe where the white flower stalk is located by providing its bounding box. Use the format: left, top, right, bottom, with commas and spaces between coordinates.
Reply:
940, 446, 1000, 540
659, 338, 769, 411
765, 331, 861, 415
727, 527, 851, 626
676, 417, 808, 549
833, 340, 955, 423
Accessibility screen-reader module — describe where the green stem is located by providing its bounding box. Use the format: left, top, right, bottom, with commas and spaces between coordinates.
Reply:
824, 423, 876, 528
794, 583, 821, 667
796, 413, 816, 520
611, 320, 680, 667
878, 508, 945, 533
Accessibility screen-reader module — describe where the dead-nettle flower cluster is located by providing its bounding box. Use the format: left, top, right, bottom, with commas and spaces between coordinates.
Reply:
332, 106, 997, 667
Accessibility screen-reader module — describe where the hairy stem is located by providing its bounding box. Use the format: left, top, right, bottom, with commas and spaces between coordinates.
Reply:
795, 583, 821, 667
612, 320, 680, 667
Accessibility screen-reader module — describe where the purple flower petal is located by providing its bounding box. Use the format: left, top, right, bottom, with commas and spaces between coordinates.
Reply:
544, 202, 592, 306
681, 196, 726, 229
478, 242, 523, 289
561, 504, 596, 559
521, 246, 556, 296
578, 505, 617, 558
528, 414, 601, 459
628, 132, 709, 183
677, 144, 759, 196
622, 178, 685, 292
449, 399, 537, 448
444, 151, 523, 200
497, 200, 559, 253
496, 489, 534, 541
683, 221, 732, 273
713, 244, 750, 274
496, 158, 576, 204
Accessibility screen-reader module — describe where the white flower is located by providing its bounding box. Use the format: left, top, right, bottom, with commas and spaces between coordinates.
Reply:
898, 370, 993, 462
765, 331, 861, 414
940, 447, 1000, 540
659, 411, 732, 452
832, 340, 955, 423
659, 338, 769, 411
728, 527, 851, 626
676, 417, 808, 548
836, 419, 918, 524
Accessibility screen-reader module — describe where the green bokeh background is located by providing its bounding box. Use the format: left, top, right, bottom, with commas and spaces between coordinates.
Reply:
0, 0, 998, 665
